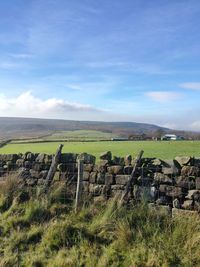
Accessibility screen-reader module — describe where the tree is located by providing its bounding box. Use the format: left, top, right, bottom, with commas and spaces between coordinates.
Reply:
154, 129, 165, 139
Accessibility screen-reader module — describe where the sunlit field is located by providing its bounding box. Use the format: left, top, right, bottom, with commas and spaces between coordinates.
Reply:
1, 141, 200, 160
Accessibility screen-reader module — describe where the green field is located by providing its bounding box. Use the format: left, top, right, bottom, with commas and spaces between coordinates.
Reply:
11, 130, 116, 143
1, 140, 200, 160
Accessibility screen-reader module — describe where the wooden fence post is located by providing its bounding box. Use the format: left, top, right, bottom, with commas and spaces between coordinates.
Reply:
119, 150, 144, 206
75, 159, 83, 213
44, 144, 63, 192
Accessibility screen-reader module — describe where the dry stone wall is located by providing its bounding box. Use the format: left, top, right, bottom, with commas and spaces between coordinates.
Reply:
1, 151, 200, 215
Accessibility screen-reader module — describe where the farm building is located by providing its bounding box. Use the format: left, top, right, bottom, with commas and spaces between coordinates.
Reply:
161, 134, 184, 141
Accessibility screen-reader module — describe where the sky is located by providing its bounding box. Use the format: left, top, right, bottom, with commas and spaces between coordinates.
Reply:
0, 0, 200, 131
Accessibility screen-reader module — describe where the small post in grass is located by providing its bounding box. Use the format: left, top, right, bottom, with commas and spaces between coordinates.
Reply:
75, 159, 83, 213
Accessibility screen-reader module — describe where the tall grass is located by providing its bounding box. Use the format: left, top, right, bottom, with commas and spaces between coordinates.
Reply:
0, 186, 200, 267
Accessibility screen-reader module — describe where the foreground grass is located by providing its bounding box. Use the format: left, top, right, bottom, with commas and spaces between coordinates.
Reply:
1, 140, 200, 160
0, 180, 200, 266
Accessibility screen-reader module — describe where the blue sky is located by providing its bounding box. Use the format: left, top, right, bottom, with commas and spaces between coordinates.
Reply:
0, 0, 200, 131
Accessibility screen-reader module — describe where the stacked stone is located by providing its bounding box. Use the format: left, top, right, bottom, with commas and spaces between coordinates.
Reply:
0, 151, 200, 215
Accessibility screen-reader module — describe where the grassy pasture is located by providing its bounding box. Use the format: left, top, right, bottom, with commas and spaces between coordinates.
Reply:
11, 130, 116, 143
0, 180, 200, 267
1, 140, 200, 160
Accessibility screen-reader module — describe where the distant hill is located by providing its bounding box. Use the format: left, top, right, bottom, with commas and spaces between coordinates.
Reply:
0, 117, 171, 139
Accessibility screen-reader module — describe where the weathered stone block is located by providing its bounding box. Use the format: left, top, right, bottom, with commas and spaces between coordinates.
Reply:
89, 172, 97, 183
151, 158, 163, 166
159, 185, 183, 198
173, 198, 181, 209
100, 151, 112, 161
95, 164, 107, 173
77, 153, 96, 164
32, 162, 43, 172
124, 155, 132, 166
83, 171, 90, 181
115, 175, 130, 185
105, 173, 114, 185
0, 154, 18, 162
175, 156, 191, 166
186, 190, 200, 201
89, 184, 106, 196
16, 159, 24, 168
112, 156, 124, 165
35, 153, 45, 163
44, 154, 53, 164
181, 166, 200, 177
97, 173, 105, 184
99, 160, 110, 167
60, 153, 78, 163
124, 166, 133, 175
182, 200, 193, 210
6, 161, 14, 171
110, 185, 124, 197
196, 177, 200, 190
24, 161, 32, 169
107, 165, 123, 175
26, 152, 35, 161
172, 208, 198, 218
83, 164, 93, 172
154, 172, 173, 185
162, 160, 180, 175
194, 158, 200, 167
175, 176, 195, 189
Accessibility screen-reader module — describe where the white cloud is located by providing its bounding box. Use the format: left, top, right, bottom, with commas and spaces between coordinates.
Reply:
0, 91, 101, 119
179, 82, 200, 90
145, 91, 181, 102
189, 121, 200, 132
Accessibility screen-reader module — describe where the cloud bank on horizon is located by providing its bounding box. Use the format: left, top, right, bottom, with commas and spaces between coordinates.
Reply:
0, 0, 200, 131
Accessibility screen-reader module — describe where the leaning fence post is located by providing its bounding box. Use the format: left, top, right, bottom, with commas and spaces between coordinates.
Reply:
119, 150, 144, 206
75, 159, 83, 213
44, 144, 63, 192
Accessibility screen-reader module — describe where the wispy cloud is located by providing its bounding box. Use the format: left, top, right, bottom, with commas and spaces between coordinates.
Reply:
9, 53, 34, 59
145, 91, 182, 102
0, 62, 22, 70
179, 82, 200, 90
86, 61, 171, 75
